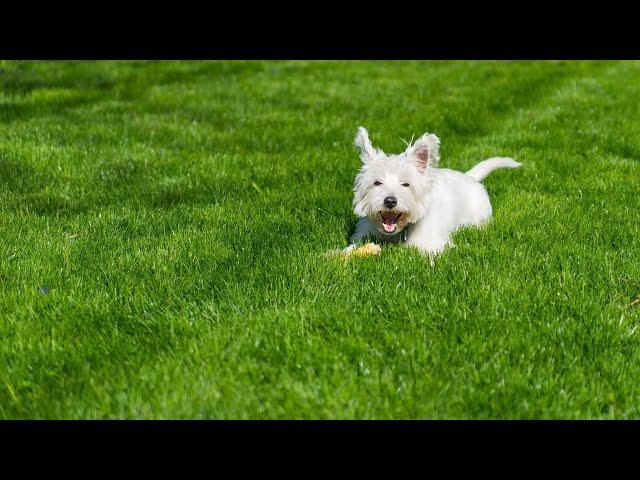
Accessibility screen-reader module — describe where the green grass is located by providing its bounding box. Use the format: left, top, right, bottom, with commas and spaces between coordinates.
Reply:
1, 60, 639, 419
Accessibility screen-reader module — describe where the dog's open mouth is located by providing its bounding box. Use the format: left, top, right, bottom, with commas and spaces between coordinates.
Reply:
380, 211, 403, 233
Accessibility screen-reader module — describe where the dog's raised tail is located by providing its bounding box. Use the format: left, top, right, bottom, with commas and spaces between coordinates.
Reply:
465, 157, 521, 182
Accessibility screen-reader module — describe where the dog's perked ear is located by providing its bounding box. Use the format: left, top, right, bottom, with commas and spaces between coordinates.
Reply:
406, 133, 440, 172
354, 126, 382, 163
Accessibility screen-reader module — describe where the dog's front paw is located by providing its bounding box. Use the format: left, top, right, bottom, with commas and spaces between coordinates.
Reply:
353, 242, 381, 256
340, 242, 381, 259
407, 241, 449, 262
342, 244, 358, 256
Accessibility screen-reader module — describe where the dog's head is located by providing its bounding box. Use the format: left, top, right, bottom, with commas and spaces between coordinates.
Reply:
352, 126, 440, 236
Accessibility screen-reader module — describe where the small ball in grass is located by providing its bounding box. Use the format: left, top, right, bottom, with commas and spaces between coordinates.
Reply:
345, 242, 381, 258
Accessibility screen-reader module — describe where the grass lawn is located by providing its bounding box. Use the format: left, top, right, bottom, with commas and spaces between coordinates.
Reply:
1, 60, 639, 419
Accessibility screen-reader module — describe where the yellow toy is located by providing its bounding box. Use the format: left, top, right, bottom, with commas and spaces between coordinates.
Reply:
342, 242, 381, 258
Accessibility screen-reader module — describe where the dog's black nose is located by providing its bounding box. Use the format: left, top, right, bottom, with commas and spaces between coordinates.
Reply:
384, 196, 397, 209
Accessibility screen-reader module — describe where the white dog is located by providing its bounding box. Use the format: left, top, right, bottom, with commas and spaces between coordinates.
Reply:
344, 127, 521, 256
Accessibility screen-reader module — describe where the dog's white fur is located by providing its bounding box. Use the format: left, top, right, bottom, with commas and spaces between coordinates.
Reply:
345, 127, 521, 256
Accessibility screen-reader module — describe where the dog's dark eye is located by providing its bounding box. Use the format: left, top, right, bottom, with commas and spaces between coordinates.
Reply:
402, 183, 410, 187
373, 180, 382, 186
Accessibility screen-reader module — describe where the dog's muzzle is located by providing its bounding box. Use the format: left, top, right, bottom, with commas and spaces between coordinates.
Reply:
380, 210, 404, 234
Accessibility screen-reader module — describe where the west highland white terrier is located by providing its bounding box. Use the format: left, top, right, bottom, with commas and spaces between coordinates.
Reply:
344, 127, 521, 256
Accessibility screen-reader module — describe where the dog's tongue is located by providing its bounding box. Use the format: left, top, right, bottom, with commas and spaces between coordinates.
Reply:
382, 212, 398, 233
